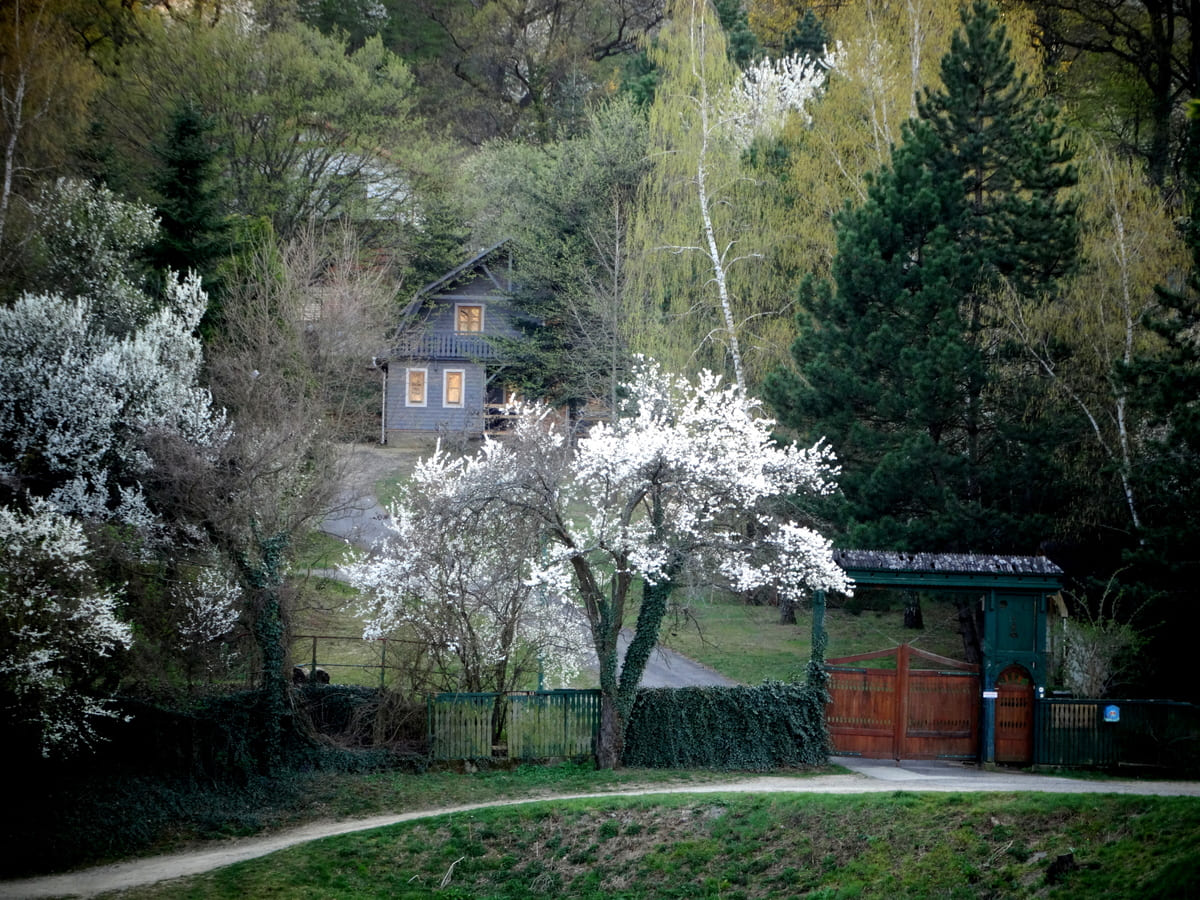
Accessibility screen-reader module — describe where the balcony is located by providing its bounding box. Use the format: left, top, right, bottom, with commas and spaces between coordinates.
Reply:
394, 332, 500, 361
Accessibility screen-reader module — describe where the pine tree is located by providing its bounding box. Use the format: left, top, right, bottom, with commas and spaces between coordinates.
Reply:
150, 102, 229, 300
765, 0, 1077, 553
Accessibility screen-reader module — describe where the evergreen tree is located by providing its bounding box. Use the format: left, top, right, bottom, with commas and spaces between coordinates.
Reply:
765, 1, 1077, 553
712, 0, 759, 67
149, 102, 229, 301
782, 9, 827, 62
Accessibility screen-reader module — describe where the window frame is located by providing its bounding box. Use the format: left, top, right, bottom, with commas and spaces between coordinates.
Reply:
443, 369, 465, 408
405, 367, 427, 407
455, 303, 484, 333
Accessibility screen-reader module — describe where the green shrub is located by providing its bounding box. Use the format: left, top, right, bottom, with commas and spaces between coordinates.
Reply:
623, 681, 828, 770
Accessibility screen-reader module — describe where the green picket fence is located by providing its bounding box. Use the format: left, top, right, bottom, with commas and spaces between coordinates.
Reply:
429, 690, 601, 761
1034, 698, 1200, 770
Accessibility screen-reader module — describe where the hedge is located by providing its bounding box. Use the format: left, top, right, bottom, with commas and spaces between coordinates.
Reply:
623, 680, 830, 770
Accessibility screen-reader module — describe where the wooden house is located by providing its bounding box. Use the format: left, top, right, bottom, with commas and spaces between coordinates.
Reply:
378, 241, 526, 440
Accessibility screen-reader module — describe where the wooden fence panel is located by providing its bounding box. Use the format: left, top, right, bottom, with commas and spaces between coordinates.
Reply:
431, 691, 601, 761
1035, 699, 1200, 769
508, 691, 600, 759
430, 694, 493, 759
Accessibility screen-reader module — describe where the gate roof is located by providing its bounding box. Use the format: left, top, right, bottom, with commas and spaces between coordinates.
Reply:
834, 550, 1063, 591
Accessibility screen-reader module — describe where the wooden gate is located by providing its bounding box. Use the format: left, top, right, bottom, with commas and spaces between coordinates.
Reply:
826, 644, 980, 760
994, 665, 1034, 764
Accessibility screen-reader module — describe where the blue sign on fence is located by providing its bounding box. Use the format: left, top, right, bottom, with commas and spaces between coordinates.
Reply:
1104, 704, 1120, 723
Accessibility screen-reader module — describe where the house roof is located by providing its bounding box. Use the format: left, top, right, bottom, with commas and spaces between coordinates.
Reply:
834, 549, 1063, 590
398, 239, 512, 318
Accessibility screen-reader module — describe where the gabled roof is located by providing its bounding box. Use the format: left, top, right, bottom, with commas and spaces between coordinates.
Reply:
834, 549, 1063, 590
398, 239, 512, 318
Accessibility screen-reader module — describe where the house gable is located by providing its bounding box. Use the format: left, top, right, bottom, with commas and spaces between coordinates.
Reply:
379, 241, 525, 439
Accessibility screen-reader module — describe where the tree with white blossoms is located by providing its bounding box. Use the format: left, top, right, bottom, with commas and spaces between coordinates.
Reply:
0, 271, 229, 528
0, 499, 133, 758
375, 360, 849, 767
346, 460, 591, 733
722, 50, 835, 148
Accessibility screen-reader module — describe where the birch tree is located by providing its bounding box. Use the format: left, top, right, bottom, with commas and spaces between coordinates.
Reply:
0, 0, 99, 256
999, 148, 1187, 535
630, 0, 828, 391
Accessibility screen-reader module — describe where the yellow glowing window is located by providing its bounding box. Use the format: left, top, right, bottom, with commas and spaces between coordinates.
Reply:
456, 304, 483, 332
406, 369, 426, 406
444, 370, 464, 407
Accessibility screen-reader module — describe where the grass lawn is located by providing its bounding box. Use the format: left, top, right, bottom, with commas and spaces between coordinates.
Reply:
105, 791, 1200, 899
658, 591, 971, 685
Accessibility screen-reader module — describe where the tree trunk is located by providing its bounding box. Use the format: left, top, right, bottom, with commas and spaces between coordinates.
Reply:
903, 591, 923, 629
954, 595, 983, 665
778, 589, 796, 625
596, 695, 625, 770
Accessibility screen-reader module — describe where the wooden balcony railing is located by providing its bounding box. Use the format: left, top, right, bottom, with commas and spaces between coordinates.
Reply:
394, 332, 500, 360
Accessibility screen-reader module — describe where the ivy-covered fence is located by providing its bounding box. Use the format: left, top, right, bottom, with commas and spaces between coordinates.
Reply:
623, 681, 830, 770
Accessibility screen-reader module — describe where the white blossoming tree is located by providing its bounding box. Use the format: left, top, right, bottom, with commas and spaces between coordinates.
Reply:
355, 360, 849, 767
0, 499, 133, 757
0, 272, 228, 528
347, 459, 591, 730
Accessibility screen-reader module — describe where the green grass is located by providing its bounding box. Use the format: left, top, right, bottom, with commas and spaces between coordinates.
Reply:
292, 530, 356, 570
658, 592, 968, 685
104, 792, 1200, 899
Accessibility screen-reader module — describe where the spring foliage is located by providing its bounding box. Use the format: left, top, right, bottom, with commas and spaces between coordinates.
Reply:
353, 359, 847, 765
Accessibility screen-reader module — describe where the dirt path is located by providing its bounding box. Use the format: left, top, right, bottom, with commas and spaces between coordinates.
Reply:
4, 761, 1198, 899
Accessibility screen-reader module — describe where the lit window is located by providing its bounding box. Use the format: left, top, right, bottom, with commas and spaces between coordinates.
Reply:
444, 370, 464, 408
406, 368, 426, 406
456, 304, 483, 333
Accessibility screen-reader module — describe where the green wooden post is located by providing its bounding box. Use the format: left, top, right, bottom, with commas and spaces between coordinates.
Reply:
311, 635, 318, 677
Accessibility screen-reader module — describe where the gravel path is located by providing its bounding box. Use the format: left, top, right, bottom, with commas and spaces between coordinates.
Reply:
3, 759, 1197, 899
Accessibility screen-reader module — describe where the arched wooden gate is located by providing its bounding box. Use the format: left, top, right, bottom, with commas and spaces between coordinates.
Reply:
826, 644, 980, 760
994, 665, 1035, 764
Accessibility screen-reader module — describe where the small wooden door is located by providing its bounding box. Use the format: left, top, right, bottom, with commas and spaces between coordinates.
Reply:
994, 665, 1034, 764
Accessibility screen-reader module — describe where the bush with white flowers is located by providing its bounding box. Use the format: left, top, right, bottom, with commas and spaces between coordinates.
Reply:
348, 359, 849, 766
0, 500, 133, 756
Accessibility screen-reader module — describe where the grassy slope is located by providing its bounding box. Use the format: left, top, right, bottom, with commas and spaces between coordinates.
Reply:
658, 592, 969, 684
109, 792, 1200, 899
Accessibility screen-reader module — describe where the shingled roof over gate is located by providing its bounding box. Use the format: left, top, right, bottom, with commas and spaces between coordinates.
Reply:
833, 550, 1063, 576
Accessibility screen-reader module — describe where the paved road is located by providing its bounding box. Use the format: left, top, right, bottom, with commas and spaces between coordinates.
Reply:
319, 442, 405, 551
4, 758, 1197, 899
616, 628, 737, 688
